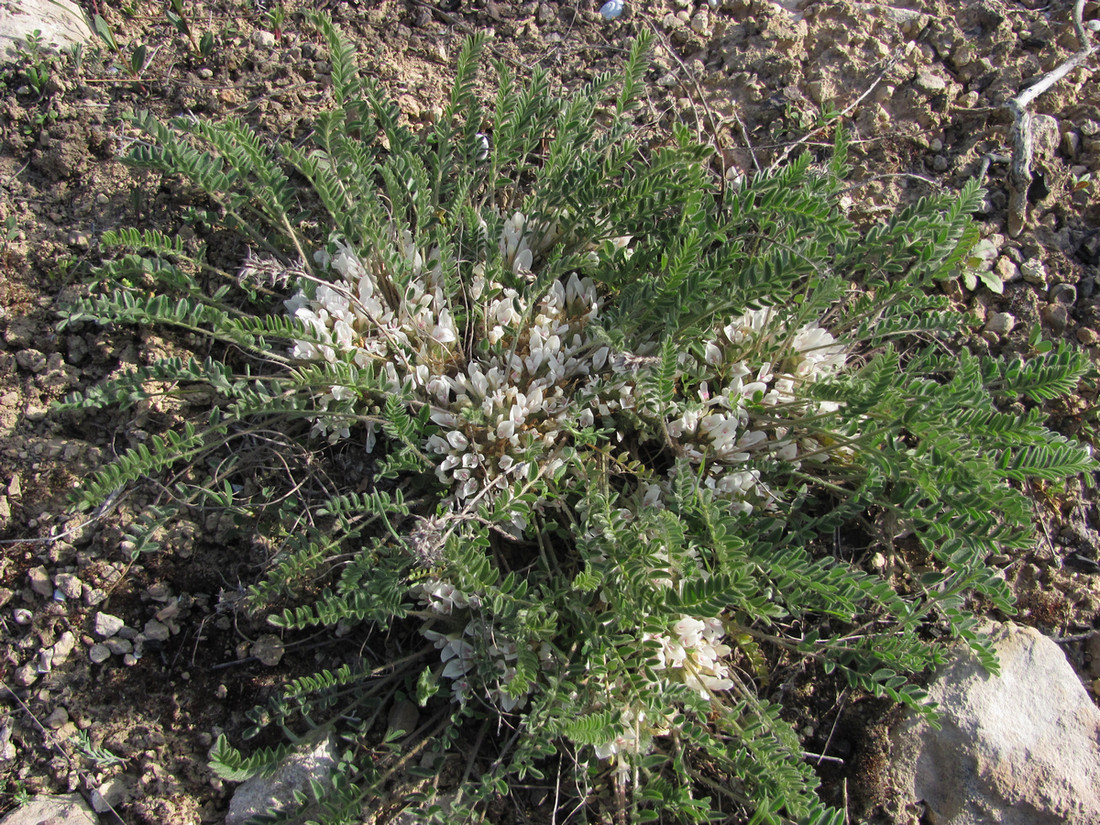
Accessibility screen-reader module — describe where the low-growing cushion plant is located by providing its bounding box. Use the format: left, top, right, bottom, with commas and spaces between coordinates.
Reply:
58, 15, 1092, 825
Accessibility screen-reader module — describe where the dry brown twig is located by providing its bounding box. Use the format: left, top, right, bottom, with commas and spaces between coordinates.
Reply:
1005, 0, 1097, 237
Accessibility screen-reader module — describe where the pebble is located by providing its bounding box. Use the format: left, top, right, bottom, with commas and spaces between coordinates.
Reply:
143, 620, 171, 642
93, 612, 125, 639
251, 30, 276, 49
1077, 327, 1100, 346
13, 663, 38, 686
1049, 283, 1077, 304
83, 588, 107, 607
36, 648, 54, 674
28, 566, 52, 597
105, 638, 132, 655
1021, 259, 1047, 286
54, 573, 82, 600
13, 608, 32, 625
1043, 303, 1069, 334
985, 312, 1016, 336
251, 634, 285, 666
15, 349, 47, 374
932, 155, 948, 172
995, 256, 1020, 283
88, 644, 111, 664
64, 230, 90, 250
51, 631, 77, 664
44, 707, 69, 729
915, 70, 947, 93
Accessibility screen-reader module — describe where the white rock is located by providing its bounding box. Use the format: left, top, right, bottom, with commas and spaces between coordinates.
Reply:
50, 630, 76, 664
92, 613, 124, 639
142, 620, 170, 642
0, 793, 98, 825
985, 312, 1016, 336
90, 776, 133, 813
54, 573, 82, 600
226, 736, 337, 825
0, 0, 92, 60
887, 622, 1100, 825
88, 644, 110, 664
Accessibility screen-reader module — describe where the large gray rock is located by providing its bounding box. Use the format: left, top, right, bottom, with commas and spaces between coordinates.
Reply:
0, 0, 92, 59
0, 793, 98, 825
226, 735, 337, 825
887, 622, 1100, 825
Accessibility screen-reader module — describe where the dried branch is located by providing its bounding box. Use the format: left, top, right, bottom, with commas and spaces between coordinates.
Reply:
1005, 0, 1096, 237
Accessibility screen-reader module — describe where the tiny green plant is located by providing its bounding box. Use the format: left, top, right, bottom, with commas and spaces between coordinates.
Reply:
265, 3, 286, 42
69, 729, 127, 768
92, 14, 120, 54
15, 29, 52, 98
166, 0, 210, 56
60, 14, 1091, 825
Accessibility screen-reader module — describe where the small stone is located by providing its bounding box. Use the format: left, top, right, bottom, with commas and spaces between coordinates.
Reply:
1063, 130, 1081, 158
1043, 303, 1069, 333
0, 589, 13, 609
1021, 258, 1047, 286
15, 349, 47, 374
536, 2, 556, 25
93, 613, 125, 639
929, 137, 944, 152
28, 566, 52, 597
915, 70, 947, 93
91, 776, 133, 813
89, 644, 111, 664
1077, 327, 1100, 346
122, 653, 138, 666
44, 707, 69, 730
54, 573, 82, 600
690, 10, 710, 34
83, 588, 107, 607
932, 155, 949, 172
252, 634, 285, 666
3, 317, 36, 348
985, 312, 1016, 336
251, 30, 276, 49
387, 700, 420, 739
51, 631, 77, 664
13, 663, 38, 686
143, 620, 171, 642
105, 637, 132, 656
13, 608, 32, 625
994, 256, 1020, 283
64, 230, 90, 250
36, 648, 54, 674
1049, 283, 1077, 304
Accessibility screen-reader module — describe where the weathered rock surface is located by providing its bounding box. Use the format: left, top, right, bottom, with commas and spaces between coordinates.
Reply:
887, 622, 1100, 825
0, 793, 98, 825
225, 735, 337, 825
0, 0, 92, 58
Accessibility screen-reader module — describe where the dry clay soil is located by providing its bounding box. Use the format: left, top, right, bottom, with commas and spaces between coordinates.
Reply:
2, 0, 1100, 823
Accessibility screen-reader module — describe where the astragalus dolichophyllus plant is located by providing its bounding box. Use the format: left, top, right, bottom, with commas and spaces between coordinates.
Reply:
59, 15, 1092, 825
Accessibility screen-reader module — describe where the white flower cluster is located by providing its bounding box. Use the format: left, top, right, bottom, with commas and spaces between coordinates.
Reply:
665, 308, 847, 511
415, 578, 545, 712
275, 212, 849, 722
592, 616, 732, 761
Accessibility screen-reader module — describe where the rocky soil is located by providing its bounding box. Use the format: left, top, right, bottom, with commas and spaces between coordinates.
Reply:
1, 0, 1099, 823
